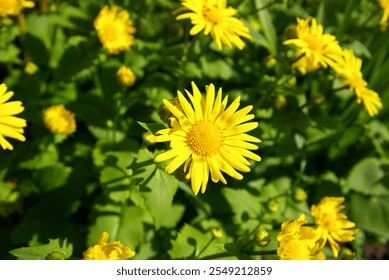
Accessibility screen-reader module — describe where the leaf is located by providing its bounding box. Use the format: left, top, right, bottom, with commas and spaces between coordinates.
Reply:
254, 0, 277, 55
350, 193, 389, 239
137, 121, 166, 134
345, 158, 389, 196
129, 148, 179, 229
34, 163, 72, 192
168, 224, 211, 259
9, 238, 72, 260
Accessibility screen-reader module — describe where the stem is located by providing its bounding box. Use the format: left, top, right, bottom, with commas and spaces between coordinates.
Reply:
198, 250, 277, 260
177, 35, 197, 89
196, 237, 215, 259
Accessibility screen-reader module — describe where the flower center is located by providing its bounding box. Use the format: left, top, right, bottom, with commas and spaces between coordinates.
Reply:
305, 34, 324, 51
103, 23, 119, 42
202, 5, 221, 25
186, 120, 223, 157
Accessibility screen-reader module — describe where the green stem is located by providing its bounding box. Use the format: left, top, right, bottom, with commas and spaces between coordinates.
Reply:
196, 237, 215, 259
198, 250, 277, 260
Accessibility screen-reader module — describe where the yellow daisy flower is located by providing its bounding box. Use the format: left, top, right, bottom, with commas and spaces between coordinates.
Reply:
116, 66, 136, 86
83, 232, 135, 260
284, 17, 343, 70
43, 104, 76, 135
152, 81, 261, 195
94, 5, 136, 54
277, 214, 324, 260
0, 83, 27, 150
311, 197, 359, 258
176, 0, 252, 50
378, 0, 389, 29
333, 49, 382, 116
0, 0, 35, 17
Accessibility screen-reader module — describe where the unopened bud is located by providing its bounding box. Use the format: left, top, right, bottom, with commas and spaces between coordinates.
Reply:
157, 98, 181, 125
284, 25, 297, 39
267, 200, 278, 212
338, 248, 356, 260
274, 96, 287, 109
265, 55, 277, 69
311, 92, 326, 106
294, 187, 307, 202
45, 251, 66, 260
212, 228, 223, 238
253, 229, 271, 247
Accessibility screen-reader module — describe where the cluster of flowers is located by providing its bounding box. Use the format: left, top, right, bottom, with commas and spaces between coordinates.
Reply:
277, 197, 358, 260
284, 17, 382, 116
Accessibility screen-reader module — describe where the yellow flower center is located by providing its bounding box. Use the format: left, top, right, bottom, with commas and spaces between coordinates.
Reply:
305, 34, 324, 51
186, 120, 223, 157
103, 23, 119, 42
202, 5, 222, 25
319, 212, 337, 232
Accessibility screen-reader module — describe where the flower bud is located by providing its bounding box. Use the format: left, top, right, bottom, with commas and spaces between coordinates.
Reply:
338, 248, 356, 260
293, 187, 307, 202
267, 200, 278, 212
274, 95, 287, 109
157, 98, 181, 125
212, 228, 223, 238
45, 251, 66, 260
253, 229, 271, 247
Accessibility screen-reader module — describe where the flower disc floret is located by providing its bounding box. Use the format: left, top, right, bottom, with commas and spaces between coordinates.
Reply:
152, 81, 261, 195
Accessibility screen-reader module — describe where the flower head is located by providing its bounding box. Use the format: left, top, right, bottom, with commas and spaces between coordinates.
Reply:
176, 0, 252, 50
284, 17, 343, 70
277, 214, 324, 260
152, 81, 261, 195
83, 231, 135, 260
311, 197, 359, 258
43, 104, 76, 135
0, 0, 35, 17
116, 66, 136, 86
378, 0, 389, 29
332, 49, 382, 116
94, 5, 136, 54
0, 83, 27, 150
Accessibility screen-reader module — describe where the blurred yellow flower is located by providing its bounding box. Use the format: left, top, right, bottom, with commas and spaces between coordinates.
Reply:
43, 104, 76, 135
152, 81, 261, 195
333, 49, 382, 116
311, 197, 359, 258
94, 5, 136, 54
284, 17, 343, 70
83, 232, 135, 260
378, 0, 389, 29
176, 0, 252, 50
0, 0, 34, 17
0, 83, 27, 150
116, 66, 136, 86
277, 214, 325, 260
24, 61, 39, 75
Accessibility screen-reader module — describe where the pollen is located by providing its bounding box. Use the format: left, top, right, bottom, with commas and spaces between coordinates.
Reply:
186, 120, 224, 157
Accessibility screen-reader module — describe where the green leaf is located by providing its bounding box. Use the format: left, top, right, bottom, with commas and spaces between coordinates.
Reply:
137, 121, 166, 135
129, 148, 179, 229
254, 0, 277, 55
345, 158, 388, 196
350, 193, 389, 239
34, 163, 72, 192
168, 224, 213, 259
9, 238, 72, 260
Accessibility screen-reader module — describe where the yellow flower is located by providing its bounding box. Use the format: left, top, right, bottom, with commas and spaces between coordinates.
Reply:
0, 83, 27, 150
176, 0, 252, 50
332, 49, 382, 116
43, 104, 76, 135
83, 232, 135, 260
284, 17, 343, 70
116, 66, 136, 86
94, 5, 136, 54
311, 197, 359, 258
152, 81, 261, 195
378, 0, 389, 29
277, 214, 324, 260
0, 0, 34, 17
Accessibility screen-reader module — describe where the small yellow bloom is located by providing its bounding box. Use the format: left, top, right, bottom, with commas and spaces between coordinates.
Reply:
378, 0, 389, 29
83, 232, 135, 260
94, 5, 136, 54
212, 228, 223, 238
253, 228, 271, 247
311, 197, 359, 258
0, 0, 35, 17
332, 49, 382, 116
277, 214, 324, 260
284, 17, 343, 71
0, 83, 27, 150
116, 66, 136, 86
176, 0, 252, 50
43, 104, 76, 135
24, 61, 39, 75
